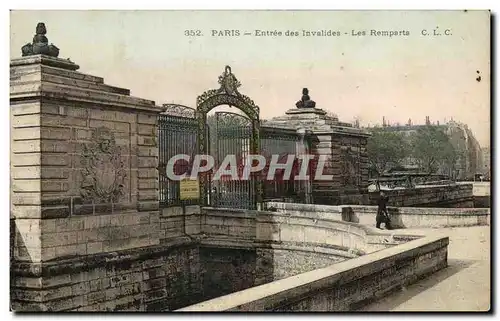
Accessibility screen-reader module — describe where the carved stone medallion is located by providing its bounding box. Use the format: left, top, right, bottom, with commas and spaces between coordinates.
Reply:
80, 127, 127, 203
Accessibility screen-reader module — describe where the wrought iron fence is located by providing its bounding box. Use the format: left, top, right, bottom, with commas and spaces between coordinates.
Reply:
158, 106, 199, 207
158, 110, 313, 207
260, 127, 311, 203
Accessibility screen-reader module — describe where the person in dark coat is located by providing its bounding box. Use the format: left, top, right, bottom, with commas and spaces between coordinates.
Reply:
376, 191, 392, 229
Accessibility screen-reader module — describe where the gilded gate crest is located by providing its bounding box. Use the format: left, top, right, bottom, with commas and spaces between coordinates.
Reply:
80, 127, 127, 203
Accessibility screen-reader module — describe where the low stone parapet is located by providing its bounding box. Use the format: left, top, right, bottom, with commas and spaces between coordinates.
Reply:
266, 202, 490, 229
177, 234, 449, 311
368, 184, 474, 207
196, 206, 424, 300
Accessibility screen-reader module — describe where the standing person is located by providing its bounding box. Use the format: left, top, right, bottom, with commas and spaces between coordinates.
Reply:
376, 191, 392, 230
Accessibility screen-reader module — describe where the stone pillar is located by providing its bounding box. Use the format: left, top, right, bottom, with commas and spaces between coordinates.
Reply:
10, 55, 164, 311
295, 128, 312, 203
264, 104, 371, 205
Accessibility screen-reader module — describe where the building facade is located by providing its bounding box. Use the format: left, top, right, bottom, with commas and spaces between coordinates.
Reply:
366, 118, 484, 180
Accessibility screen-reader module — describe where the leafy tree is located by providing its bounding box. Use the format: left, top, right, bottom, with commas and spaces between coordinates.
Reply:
410, 126, 456, 174
366, 130, 409, 177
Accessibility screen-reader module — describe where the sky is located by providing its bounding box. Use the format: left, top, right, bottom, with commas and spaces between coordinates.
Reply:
10, 10, 491, 146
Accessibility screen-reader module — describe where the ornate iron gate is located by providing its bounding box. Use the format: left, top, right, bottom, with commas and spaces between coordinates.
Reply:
209, 111, 255, 209
196, 66, 261, 210
158, 66, 319, 209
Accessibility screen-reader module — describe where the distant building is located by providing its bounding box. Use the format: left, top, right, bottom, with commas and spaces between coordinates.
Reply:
365, 117, 483, 180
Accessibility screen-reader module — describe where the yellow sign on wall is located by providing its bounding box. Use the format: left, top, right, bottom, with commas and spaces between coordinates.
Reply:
180, 179, 200, 200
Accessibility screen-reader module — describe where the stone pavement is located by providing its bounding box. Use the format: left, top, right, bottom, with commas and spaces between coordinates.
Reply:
359, 226, 491, 312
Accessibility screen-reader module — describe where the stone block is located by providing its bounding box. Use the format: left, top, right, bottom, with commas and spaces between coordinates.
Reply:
73, 128, 92, 141
185, 206, 201, 215
137, 201, 159, 212
138, 190, 158, 201
102, 238, 133, 252
256, 222, 280, 241
138, 168, 157, 179
203, 224, 229, 235
162, 206, 183, 217
129, 224, 155, 238
150, 213, 160, 225
279, 224, 305, 243
138, 179, 159, 190
94, 203, 113, 215
137, 146, 158, 157
12, 140, 41, 153
228, 226, 255, 238
138, 157, 158, 168
11, 101, 41, 115
109, 214, 126, 227
185, 224, 200, 235
137, 136, 157, 146
83, 216, 100, 230
12, 114, 41, 127
86, 242, 103, 254
12, 153, 41, 166
55, 217, 85, 232
89, 108, 116, 121
137, 124, 156, 136
137, 114, 157, 125
41, 231, 78, 247
55, 243, 86, 258
99, 215, 112, 227
41, 127, 72, 140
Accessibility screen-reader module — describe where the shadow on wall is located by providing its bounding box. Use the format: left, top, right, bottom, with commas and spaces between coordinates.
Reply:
199, 247, 261, 301
199, 251, 277, 301
11, 219, 35, 263
198, 218, 277, 301
386, 208, 407, 229
473, 196, 490, 208
198, 206, 359, 301
10, 219, 17, 302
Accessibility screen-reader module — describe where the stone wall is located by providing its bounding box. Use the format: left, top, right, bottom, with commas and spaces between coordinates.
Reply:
347, 206, 490, 228
11, 238, 202, 311
11, 55, 161, 262
177, 234, 449, 311
472, 182, 490, 208
368, 184, 474, 207
474, 196, 490, 208
10, 55, 202, 312
199, 247, 257, 301
266, 202, 490, 229
195, 206, 421, 300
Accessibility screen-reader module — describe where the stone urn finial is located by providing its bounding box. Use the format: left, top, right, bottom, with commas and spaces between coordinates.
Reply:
295, 88, 316, 108
21, 22, 60, 58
